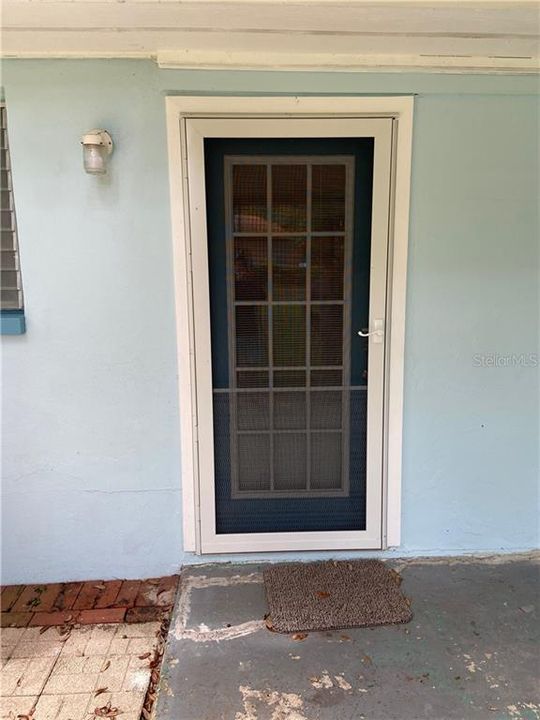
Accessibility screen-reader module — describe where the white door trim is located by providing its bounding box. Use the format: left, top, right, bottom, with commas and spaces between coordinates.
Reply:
165, 96, 414, 554
190, 118, 390, 553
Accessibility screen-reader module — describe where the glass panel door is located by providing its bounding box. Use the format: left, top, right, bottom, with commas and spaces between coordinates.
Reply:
205, 138, 374, 534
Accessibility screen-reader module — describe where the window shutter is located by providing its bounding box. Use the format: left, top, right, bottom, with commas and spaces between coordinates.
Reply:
1, 105, 23, 311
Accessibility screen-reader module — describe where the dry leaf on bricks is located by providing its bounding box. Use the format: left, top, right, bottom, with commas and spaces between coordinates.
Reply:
94, 701, 123, 718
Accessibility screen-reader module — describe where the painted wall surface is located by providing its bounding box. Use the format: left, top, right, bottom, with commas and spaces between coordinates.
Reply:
1, 61, 538, 583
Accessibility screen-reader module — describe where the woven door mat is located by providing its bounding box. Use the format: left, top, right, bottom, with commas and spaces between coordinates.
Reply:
263, 560, 412, 633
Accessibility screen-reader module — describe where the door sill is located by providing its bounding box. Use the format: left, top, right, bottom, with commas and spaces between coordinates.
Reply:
201, 532, 382, 554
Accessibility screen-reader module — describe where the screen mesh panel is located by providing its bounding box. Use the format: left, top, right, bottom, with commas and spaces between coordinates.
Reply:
237, 370, 269, 388
234, 237, 267, 300
235, 306, 268, 366
274, 433, 307, 490
273, 237, 306, 301
237, 392, 269, 431
205, 137, 374, 533
311, 369, 342, 387
311, 305, 344, 366
271, 165, 307, 231
311, 433, 343, 489
312, 236, 344, 301
233, 165, 267, 232
310, 391, 342, 430
312, 164, 347, 232
274, 369, 306, 387
223, 157, 354, 498
238, 434, 270, 491
274, 391, 307, 430
273, 305, 306, 366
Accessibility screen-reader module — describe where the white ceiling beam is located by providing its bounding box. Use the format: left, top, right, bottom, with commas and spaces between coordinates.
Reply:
157, 49, 540, 73
2, 30, 537, 58
1, 0, 538, 73
3, 1, 538, 34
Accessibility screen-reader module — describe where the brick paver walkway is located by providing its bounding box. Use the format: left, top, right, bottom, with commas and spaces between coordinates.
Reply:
1, 622, 161, 720
1, 577, 179, 628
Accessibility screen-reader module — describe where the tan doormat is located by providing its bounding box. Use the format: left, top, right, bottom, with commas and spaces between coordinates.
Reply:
263, 560, 412, 633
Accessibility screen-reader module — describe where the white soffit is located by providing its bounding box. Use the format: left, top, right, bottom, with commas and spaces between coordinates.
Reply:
1, 0, 539, 74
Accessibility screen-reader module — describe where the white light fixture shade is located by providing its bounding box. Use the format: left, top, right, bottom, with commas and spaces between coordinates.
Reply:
81, 129, 113, 174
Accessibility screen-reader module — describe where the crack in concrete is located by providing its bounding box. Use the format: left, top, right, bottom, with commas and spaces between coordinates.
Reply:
173, 573, 265, 643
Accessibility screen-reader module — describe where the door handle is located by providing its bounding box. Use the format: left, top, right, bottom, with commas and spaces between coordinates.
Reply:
357, 319, 384, 344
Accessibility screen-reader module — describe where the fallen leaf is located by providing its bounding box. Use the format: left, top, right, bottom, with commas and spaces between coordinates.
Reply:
100, 660, 111, 672
94, 701, 123, 718
94, 702, 111, 715
292, 633, 308, 642
264, 615, 274, 631
340, 634, 351, 641
95, 688, 109, 697
138, 652, 151, 660
362, 654, 373, 666
315, 591, 330, 599
17, 711, 34, 720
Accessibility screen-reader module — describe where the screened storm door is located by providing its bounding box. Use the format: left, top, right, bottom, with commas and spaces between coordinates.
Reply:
191, 121, 393, 554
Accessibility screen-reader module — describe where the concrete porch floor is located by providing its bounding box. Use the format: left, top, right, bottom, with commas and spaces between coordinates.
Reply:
154, 556, 539, 720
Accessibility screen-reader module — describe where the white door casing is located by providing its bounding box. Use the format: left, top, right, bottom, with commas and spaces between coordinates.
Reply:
165, 96, 413, 555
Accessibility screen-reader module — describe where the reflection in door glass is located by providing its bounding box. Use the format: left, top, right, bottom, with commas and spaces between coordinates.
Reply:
232, 165, 267, 232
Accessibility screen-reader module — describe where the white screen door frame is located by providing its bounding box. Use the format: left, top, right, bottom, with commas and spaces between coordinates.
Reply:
165, 97, 413, 555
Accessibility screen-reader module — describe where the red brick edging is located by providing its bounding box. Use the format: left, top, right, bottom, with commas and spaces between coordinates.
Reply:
1, 576, 179, 628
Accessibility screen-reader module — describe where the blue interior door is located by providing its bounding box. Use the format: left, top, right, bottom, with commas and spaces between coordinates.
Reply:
205, 138, 374, 534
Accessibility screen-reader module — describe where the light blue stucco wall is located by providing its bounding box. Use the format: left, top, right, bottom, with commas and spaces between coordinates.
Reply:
1, 60, 538, 583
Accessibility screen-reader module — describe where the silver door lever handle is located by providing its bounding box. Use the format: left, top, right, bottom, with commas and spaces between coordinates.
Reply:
357, 319, 384, 343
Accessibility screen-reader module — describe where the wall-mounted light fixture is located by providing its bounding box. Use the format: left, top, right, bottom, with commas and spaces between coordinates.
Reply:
81, 129, 113, 174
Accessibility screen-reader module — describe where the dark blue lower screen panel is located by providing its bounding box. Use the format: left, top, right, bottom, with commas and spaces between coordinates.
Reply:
214, 391, 367, 534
